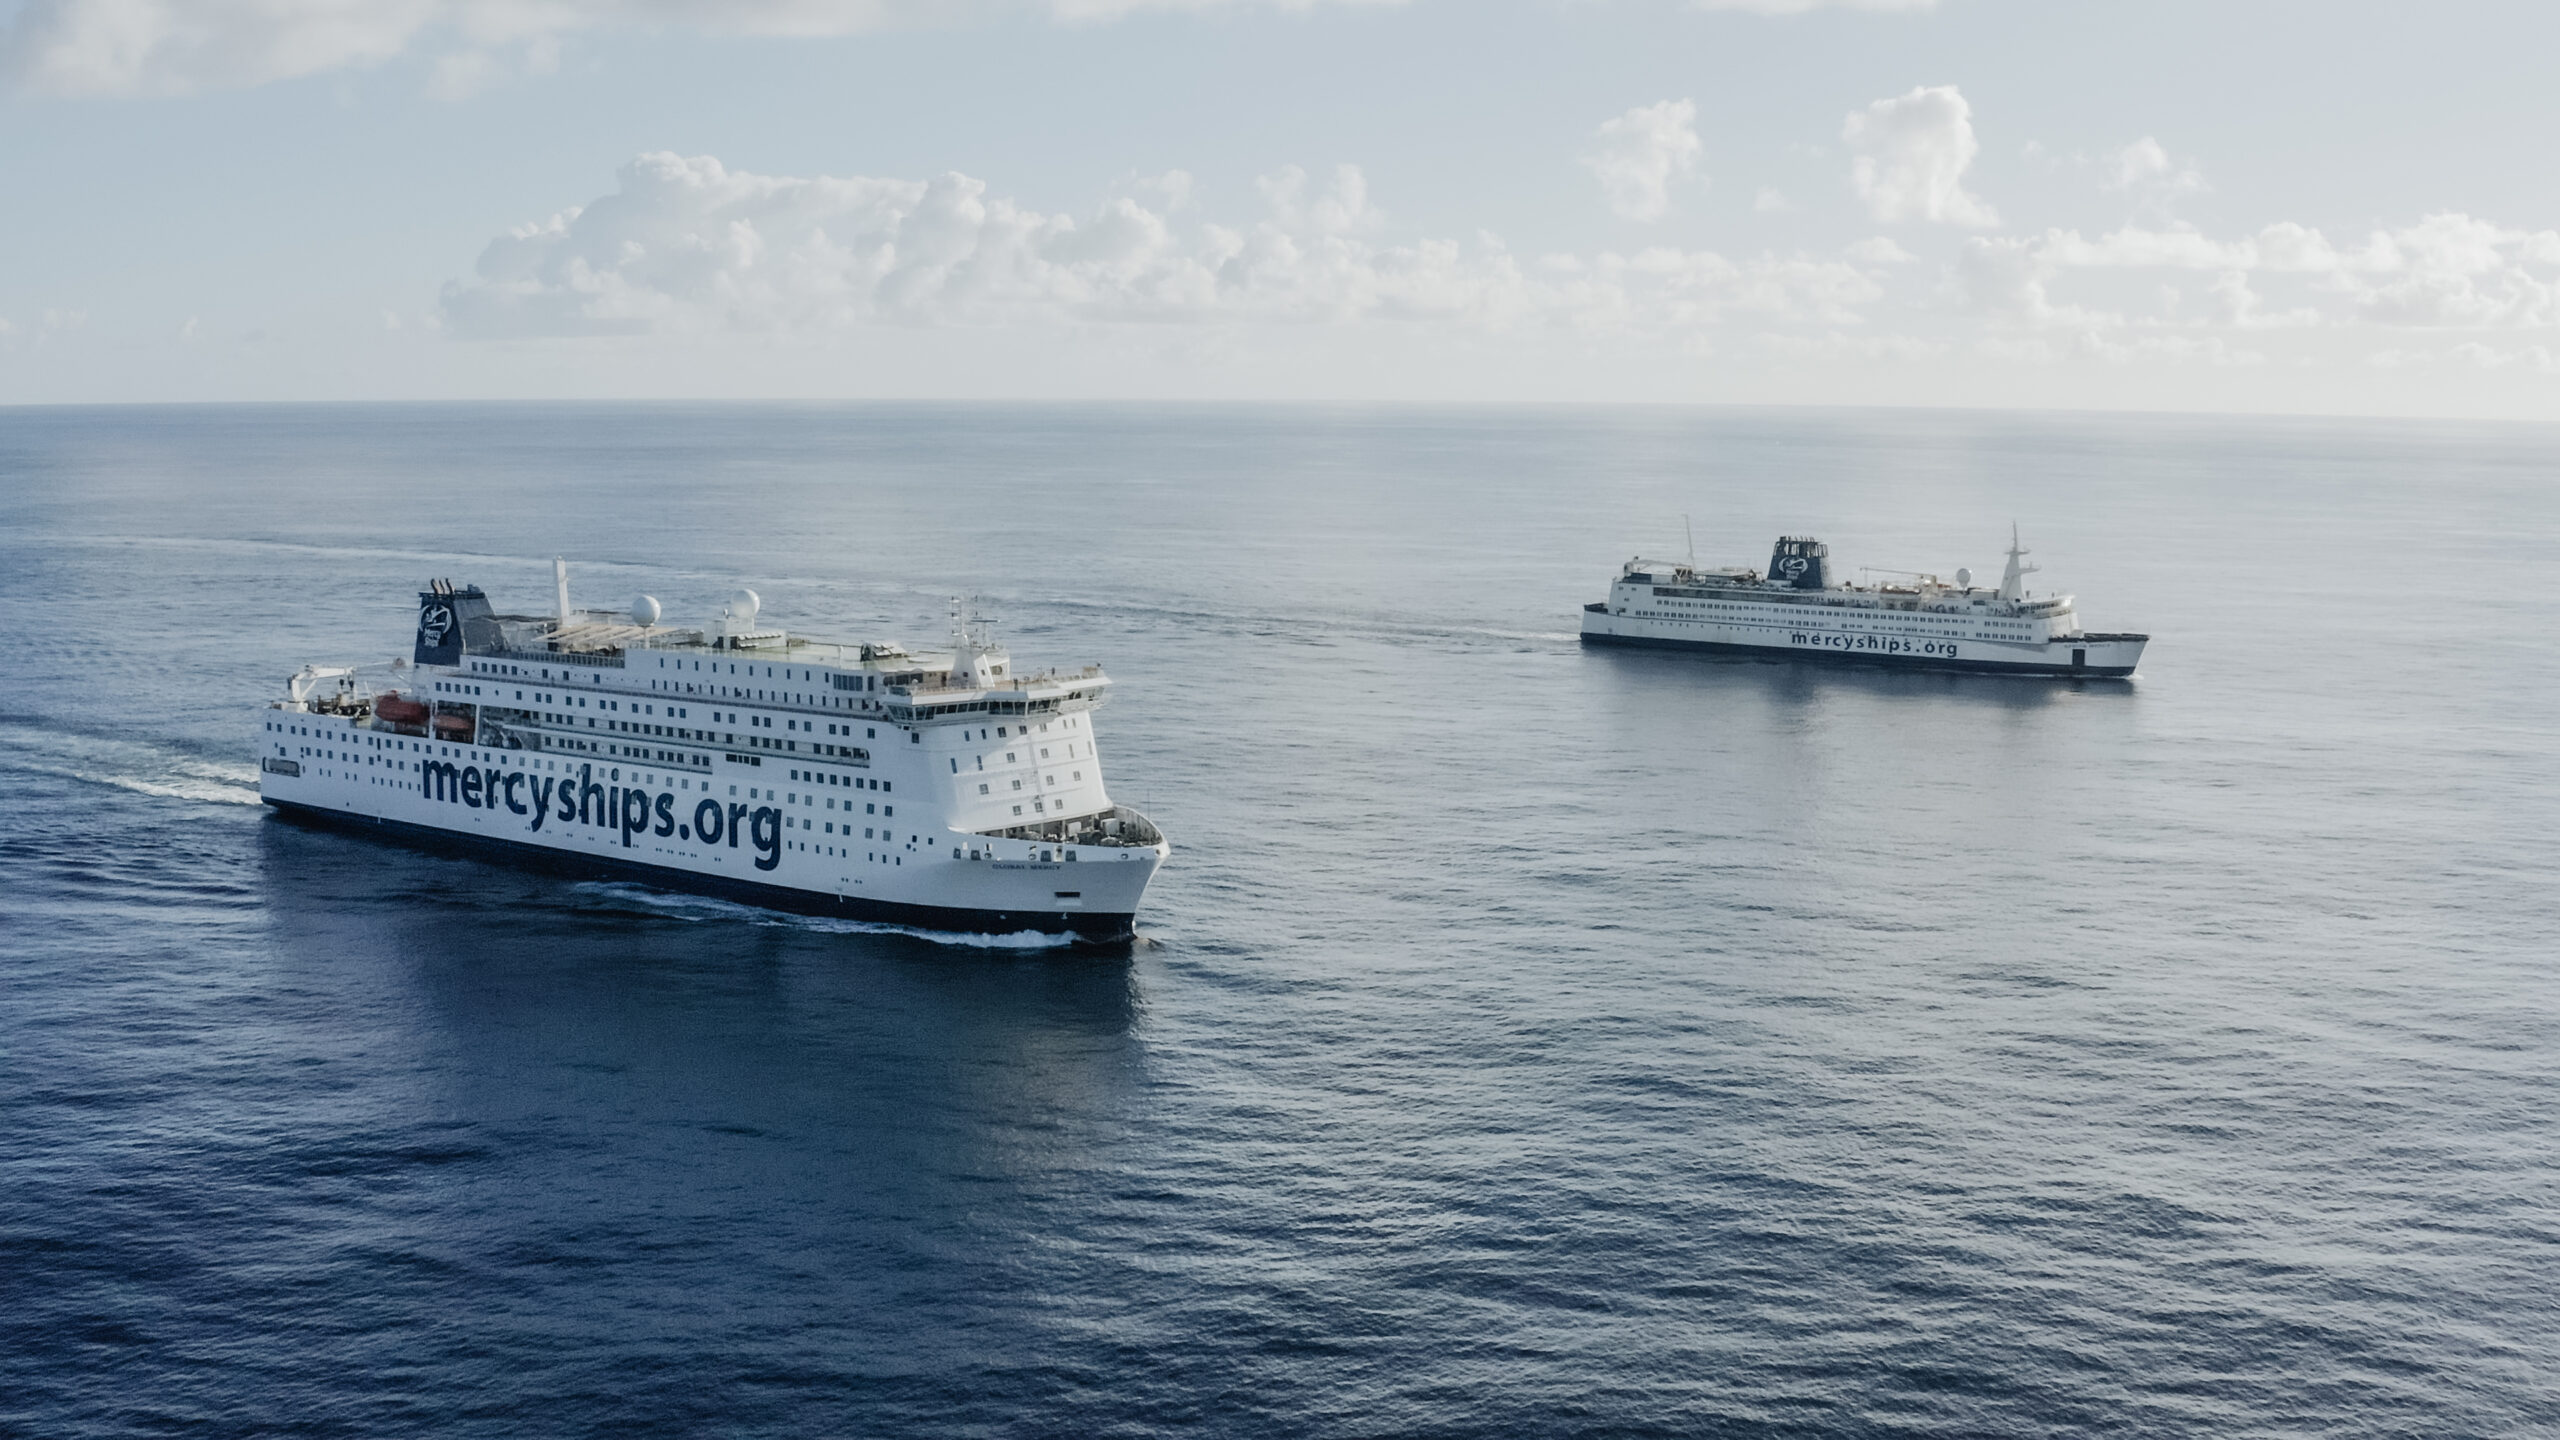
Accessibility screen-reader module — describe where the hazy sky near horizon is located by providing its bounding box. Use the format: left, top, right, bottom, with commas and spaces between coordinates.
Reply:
4, 0, 2559, 418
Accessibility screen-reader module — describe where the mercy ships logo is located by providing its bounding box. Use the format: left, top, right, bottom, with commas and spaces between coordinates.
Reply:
419, 758, 786, 870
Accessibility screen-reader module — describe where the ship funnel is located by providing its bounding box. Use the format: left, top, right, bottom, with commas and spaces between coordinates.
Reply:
1768, 536, 1830, 591
414, 583, 494, 665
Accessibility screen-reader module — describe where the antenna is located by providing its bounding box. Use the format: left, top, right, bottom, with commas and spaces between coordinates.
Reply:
554, 556, 571, 621
1999, 523, 2040, 601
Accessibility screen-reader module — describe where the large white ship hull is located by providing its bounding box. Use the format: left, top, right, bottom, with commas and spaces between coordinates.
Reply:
259, 713, 1166, 944
1579, 602, 2146, 677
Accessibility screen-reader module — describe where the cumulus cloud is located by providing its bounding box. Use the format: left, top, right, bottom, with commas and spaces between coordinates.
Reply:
438, 151, 1880, 342
1949, 236, 2103, 327
1583, 100, 1704, 222
2027, 214, 2560, 328
0, 0, 1403, 96
1843, 84, 1998, 227
2107, 137, 2200, 195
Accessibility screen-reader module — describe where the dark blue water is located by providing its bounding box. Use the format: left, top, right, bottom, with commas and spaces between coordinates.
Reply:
3, 403, 2556, 1436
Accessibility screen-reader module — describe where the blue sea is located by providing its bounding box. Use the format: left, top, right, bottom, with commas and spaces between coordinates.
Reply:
2, 403, 2555, 1437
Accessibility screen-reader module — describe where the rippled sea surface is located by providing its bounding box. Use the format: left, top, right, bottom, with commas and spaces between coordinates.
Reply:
2, 403, 2555, 1437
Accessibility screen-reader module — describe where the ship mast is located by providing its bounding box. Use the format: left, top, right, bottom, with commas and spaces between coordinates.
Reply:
1998, 523, 2039, 601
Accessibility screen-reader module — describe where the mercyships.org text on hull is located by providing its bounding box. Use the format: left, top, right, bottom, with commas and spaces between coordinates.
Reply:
1580, 530, 2148, 677
258, 562, 1169, 944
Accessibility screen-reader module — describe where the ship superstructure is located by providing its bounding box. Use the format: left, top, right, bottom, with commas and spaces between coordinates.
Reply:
1580, 529, 2147, 677
258, 562, 1168, 942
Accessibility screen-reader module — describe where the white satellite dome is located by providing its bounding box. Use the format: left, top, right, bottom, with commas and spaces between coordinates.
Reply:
723, 588, 761, 626
632, 594, 661, 626
1955, 567, 1973, 589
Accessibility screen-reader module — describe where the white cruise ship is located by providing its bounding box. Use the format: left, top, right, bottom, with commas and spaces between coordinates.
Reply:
1580, 530, 2147, 677
258, 563, 1169, 943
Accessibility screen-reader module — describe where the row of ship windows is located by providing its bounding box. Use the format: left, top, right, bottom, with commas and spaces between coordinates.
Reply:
973, 772, 1080, 795
790, 844, 902, 863
266, 722, 842, 801
289, 707, 901, 784
472, 657, 912, 718
1649, 598, 2033, 630
1637, 603, 2036, 635
788, 767, 890, 793
956, 719, 1080, 741
774, 786, 892, 817
474, 657, 857, 686
457, 668, 1093, 745
952, 742, 1079, 773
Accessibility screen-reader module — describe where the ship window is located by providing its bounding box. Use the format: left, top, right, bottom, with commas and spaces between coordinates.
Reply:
1012, 806, 1022, 816
978, 784, 989, 795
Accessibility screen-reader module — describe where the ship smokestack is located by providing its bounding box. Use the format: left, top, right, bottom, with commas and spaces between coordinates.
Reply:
1768, 536, 1830, 591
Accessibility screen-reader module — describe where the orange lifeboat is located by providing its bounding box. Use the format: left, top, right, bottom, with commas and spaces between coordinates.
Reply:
432, 711, 475, 740
375, 695, 428, 726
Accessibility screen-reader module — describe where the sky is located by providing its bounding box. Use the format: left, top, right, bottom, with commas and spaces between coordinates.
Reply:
3, 0, 2558, 418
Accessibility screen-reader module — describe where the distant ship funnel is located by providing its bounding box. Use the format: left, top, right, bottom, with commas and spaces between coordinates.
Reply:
1768, 536, 1830, 591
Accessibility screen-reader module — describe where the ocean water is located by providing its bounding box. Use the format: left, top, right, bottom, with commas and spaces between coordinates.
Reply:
1, 402, 2555, 1437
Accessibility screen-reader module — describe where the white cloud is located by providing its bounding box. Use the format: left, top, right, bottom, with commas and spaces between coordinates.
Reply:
2208, 271, 2319, 330
1583, 100, 1704, 222
0, 0, 1405, 97
1950, 235, 2100, 326
2369, 343, 2558, 372
1842, 84, 1998, 227
438, 151, 1881, 341
2107, 137, 2201, 195
2028, 214, 2560, 328
2074, 331, 2265, 366
1844, 236, 1916, 265
1753, 187, 1793, 213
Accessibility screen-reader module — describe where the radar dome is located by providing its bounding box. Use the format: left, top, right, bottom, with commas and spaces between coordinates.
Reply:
632, 594, 661, 627
724, 588, 761, 625
1955, 567, 1973, 588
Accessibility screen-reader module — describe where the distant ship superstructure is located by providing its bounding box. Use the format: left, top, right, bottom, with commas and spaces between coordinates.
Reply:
1580, 530, 2147, 677
258, 562, 1168, 942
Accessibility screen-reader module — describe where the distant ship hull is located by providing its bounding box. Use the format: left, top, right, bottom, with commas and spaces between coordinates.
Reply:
1579, 606, 2145, 677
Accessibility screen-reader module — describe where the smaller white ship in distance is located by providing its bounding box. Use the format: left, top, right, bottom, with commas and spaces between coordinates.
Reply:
1581, 527, 2148, 677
